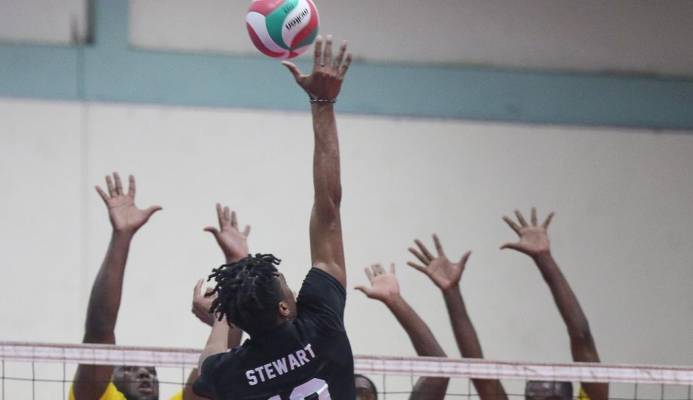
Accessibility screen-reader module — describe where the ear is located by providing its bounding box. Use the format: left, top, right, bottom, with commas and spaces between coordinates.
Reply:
278, 301, 291, 318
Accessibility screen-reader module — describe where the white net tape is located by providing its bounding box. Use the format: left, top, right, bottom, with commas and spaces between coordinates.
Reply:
2, 342, 692, 386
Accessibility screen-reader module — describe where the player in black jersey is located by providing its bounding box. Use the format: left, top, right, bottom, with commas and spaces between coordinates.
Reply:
194, 35, 354, 400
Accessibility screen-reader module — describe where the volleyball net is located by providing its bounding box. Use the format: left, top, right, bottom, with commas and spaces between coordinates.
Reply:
1, 341, 692, 399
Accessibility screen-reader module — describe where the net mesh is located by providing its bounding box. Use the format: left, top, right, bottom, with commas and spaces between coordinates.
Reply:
1, 341, 692, 399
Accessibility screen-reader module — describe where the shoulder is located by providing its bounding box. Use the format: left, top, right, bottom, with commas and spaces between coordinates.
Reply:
294, 269, 349, 339
195, 347, 248, 399
102, 382, 127, 400
202, 348, 241, 373
69, 382, 126, 400
298, 268, 346, 301
312, 261, 346, 288
298, 268, 346, 318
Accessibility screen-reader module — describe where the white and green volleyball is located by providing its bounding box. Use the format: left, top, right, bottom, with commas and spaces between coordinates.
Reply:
246, 0, 320, 59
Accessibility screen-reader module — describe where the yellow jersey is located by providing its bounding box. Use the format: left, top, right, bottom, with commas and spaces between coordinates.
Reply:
69, 382, 183, 400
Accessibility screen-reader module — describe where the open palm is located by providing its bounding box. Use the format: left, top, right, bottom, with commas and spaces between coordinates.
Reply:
355, 264, 400, 303
408, 235, 470, 291
204, 203, 250, 263
95, 173, 161, 235
501, 208, 554, 257
282, 35, 352, 101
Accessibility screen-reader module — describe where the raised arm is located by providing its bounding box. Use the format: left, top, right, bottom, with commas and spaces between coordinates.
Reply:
204, 203, 250, 264
356, 264, 449, 400
282, 36, 352, 287
72, 173, 161, 400
191, 280, 244, 349
408, 236, 507, 400
185, 279, 243, 400
196, 204, 249, 375
501, 208, 608, 400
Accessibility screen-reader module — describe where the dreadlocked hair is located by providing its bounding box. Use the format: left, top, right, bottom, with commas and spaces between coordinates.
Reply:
207, 253, 283, 335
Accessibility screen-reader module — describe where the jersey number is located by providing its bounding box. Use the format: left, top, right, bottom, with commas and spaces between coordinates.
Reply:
267, 378, 331, 400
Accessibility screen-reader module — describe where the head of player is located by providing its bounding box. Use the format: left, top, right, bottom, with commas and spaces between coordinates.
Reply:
354, 374, 378, 400
208, 253, 297, 336
111, 365, 159, 400
525, 381, 573, 400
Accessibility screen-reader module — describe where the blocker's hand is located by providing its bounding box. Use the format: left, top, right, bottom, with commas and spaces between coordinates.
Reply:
282, 35, 352, 101
204, 203, 250, 264
95, 173, 162, 236
408, 235, 471, 292
501, 207, 554, 258
355, 263, 400, 305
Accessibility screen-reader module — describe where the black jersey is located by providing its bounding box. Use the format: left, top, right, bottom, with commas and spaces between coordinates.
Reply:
194, 268, 355, 400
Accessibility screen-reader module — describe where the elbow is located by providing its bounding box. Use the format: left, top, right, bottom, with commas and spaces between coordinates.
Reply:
569, 320, 594, 344
82, 327, 115, 344
325, 183, 342, 208
431, 348, 447, 358
569, 324, 601, 362
83, 315, 116, 344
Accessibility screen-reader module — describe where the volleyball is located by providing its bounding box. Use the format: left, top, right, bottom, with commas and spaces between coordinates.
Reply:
246, 0, 320, 59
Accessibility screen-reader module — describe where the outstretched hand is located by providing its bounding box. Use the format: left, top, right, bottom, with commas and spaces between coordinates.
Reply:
95, 172, 162, 236
501, 207, 554, 257
354, 264, 400, 304
407, 234, 471, 292
282, 35, 352, 101
204, 204, 250, 263
192, 279, 217, 327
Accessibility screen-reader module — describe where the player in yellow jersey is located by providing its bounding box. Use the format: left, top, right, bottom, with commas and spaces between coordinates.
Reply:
70, 174, 245, 400
70, 172, 172, 400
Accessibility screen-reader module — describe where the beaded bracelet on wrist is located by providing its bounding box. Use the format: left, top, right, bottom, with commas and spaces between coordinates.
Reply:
309, 96, 336, 104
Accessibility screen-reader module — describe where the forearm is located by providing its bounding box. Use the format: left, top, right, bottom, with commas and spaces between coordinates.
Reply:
385, 296, 448, 400
533, 253, 607, 400
74, 231, 133, 400
309, 103, 346, 284
83, 231, 132, 341
443, 287, 507, 400
442, 287, 484, 359
311, 103, 342, 213
199, 318, 230, 370
533, 253, 598, 360
385, 296, 446, 358
225, 249, 248, 264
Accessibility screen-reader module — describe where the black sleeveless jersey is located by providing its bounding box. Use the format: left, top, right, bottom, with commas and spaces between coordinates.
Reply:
193, 268, 355, 400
